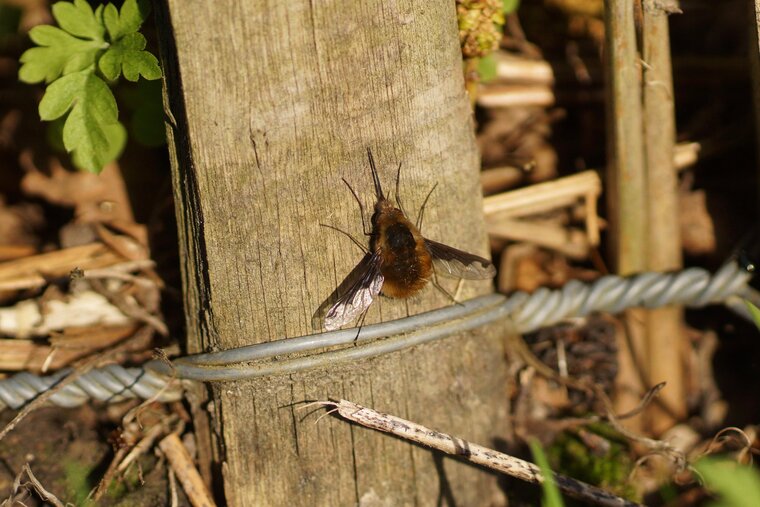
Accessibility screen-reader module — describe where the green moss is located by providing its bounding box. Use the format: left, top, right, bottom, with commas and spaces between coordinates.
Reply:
62, 459, 95, 506
547, 427, 638, 502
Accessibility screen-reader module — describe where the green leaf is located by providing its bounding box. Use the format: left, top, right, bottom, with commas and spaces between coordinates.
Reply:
38, 69, 123, 173
695, 458, 760, 507
51, 0, 104, 41
744, 300, 760, 331
102, 4, 120, 40
99, 32, 161, 82
503, 0, 520, 14
71, 121, 126, 172
529, 439, 564, 507
104, 0, 151, 41
19, 24, 102, 83
478, 54, 498, 83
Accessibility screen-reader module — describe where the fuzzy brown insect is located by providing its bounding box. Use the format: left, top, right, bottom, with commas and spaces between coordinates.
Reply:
320, 148, 496, 331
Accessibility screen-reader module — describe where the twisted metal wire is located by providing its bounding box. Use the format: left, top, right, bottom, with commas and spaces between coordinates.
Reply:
0, 365, 184, 410
0, 262, 755, 411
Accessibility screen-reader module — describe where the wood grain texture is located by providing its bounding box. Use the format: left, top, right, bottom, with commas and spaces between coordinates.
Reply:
157, 1, 508, 505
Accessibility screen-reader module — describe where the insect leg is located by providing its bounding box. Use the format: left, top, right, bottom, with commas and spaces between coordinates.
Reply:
319, 224, 368, 253
342, 178, 371, 235
430, 266, 464, 306
353, 307, 370, 342
416, 182, 439, 231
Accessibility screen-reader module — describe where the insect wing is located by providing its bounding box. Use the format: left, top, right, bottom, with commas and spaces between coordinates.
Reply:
424, 239, 496, 280
324, 252, 384, 331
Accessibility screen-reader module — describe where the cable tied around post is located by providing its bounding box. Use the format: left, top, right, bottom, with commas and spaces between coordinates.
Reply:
0, 261, 755, 411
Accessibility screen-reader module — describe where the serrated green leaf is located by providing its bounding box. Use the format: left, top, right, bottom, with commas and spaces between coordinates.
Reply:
71, 121, 126, 172
38, 69, 121, 173
28, 24, 72, 46
61, 50, 99, 74
99, 32, 161, 82
104, 0, 151, 41
695, 458, 760, 507
19, 25, 102, 83
102, 3, 120, 40
52, 0, 104, 41
119, 0, 151, 35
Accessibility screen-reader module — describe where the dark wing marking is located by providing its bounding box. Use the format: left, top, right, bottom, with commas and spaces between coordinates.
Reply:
424, 239, 496, 280
317, 252, 384, 331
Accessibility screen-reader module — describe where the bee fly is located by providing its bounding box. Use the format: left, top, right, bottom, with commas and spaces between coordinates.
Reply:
318, 148, 496, 331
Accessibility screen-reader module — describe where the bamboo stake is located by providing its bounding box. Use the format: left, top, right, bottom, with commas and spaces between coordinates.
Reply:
642, 0, 685, 433
604, 0, 648, 430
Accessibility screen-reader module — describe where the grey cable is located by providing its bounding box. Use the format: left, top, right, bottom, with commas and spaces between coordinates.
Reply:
0, 262, 755, 411
0, 365, 184, 410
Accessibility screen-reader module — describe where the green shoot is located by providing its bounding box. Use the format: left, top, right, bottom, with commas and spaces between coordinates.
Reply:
529, 438, 564, 507
695, 457, 760, 507
19, 0, 160, 173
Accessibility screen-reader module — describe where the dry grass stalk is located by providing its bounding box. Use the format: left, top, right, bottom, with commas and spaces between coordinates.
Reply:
0, 324, 140, 372
487, 218, 590, 259
0, 243, 128, 292
1, 463, 65, 507
159, 433, 217, 507
491, 52, 555, 84
0, 245, 36, 262
477, 84, 555, 108
483, 171, 601, 257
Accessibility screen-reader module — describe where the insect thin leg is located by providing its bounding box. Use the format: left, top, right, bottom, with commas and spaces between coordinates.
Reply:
430, 266, 463, 306
319, 224, 368, 253
354, 308, 370, 342
416, 182, 439, 231
454, 277, 465, 301
342, 178, 371, 235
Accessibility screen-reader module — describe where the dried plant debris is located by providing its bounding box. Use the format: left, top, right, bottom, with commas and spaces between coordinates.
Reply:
525, 315, 619, 407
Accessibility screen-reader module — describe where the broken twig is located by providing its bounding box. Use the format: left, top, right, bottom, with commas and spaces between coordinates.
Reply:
311, 399, 640, 507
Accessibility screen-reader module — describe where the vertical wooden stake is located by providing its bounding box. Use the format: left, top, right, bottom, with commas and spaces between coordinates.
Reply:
642, 0, 685, 434
604, 0, 648, 430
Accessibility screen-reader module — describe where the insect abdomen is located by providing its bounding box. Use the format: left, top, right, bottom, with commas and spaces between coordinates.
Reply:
377, 222, 432, 298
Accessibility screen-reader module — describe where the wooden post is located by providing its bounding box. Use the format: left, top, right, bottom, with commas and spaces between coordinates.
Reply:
156, 1, 508, 505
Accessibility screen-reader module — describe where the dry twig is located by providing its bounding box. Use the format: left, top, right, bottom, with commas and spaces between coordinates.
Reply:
308, 399, 641, 507
1, 463, 65, 507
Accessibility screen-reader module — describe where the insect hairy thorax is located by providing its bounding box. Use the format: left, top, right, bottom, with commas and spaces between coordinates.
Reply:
371, 199, 432, 298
